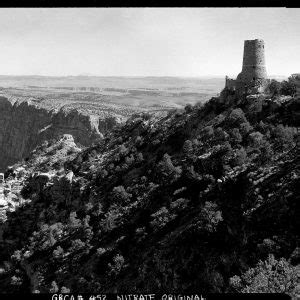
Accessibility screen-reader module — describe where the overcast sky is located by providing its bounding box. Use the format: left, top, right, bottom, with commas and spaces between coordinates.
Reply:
0, 8, 299, 77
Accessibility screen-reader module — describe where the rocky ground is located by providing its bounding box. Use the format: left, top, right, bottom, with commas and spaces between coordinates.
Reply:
0, 134, 82, 224
0, 91, 299, 297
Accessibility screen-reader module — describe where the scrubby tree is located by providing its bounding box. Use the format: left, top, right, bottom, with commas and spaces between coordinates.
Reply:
197, 201, 223, 233
70, 239, 85, 252
150, 206, 176, 229
108, 254, 125, 276
272, 125, 294, 150
203, 125, 214, 138
111, 186, 132, 204
227, 108, 247, 127
119, 144, 128, 156
257, 121, 269, 134
281, 79, 296, 96
229, 254, 299, 297
11, 275, 22, 286
101, 204, 124, 232
229, 128, 243, 144
49, 281, 59, 293
249, 131, 264, 148
158, 154, 182, 183
68, 212, 81, 229
240, 121, 253, 137
61, 286, 71, 293
11, 250, 22, 262
125, 154, 135, 165
268, 79, 281, 97
233, 147, 248, 166
214, 127, 228, 142
258, 140, 273, 164
53, 246, 64, 259
96, 247, 107, 257
135, 136, 143, 147
184, 103, 193, 113
182, 140, 193, 156
136, 152, 144, 162
170, 198, 190, 211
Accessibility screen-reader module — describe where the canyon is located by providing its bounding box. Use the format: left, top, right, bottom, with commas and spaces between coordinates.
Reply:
0, 76, 223, 171
0, 95, 120, 171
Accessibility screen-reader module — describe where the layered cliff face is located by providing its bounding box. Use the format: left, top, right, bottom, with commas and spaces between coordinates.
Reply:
0, 96, 121, 171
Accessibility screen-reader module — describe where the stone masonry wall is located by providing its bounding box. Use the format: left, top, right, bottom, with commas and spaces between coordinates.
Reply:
236, 39, 267, 91
225, 76, 236, 90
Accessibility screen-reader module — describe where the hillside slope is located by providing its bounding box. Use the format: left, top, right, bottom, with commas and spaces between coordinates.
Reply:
0, 92, 299, 296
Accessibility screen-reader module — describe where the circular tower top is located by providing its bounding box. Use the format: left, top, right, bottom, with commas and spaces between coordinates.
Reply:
242, 39, 266, 72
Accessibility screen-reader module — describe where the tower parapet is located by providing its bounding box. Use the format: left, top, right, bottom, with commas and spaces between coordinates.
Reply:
225, 75, 236, 90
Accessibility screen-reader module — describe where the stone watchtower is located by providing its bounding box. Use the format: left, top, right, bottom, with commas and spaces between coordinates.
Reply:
224, 39, 269, 95
236, 39, 268, 93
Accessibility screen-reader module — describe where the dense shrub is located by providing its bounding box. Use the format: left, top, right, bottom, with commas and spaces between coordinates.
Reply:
239, 121, 253, 136
267, 79, 296, 97
272, 125, 294, 150
111, 186, 132, 204
68, 212, 81, 229
196, 201, 223, 233
11, 276, 22, 286
53, 246, 64, 259
281, 80, 296, 96
158, 154, 182, 183
182, 140, 193, 155
70, 239, 85, 252
268, 80, 282, 97
248, 131, 264, 148
108, 254, 125, 276
229, 255, 299, 297
49, 281, 59, 293
229, 128, 242, 144
227, 108, 247, 127
150, 206, 176, 229
61, 286, 71, 293
232, 147, 248, 166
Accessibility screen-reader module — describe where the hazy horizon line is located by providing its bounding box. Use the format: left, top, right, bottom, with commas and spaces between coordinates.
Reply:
0, 74, 290, 78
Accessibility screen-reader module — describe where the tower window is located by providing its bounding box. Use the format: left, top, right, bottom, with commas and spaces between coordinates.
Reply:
253, 77, 255, 80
